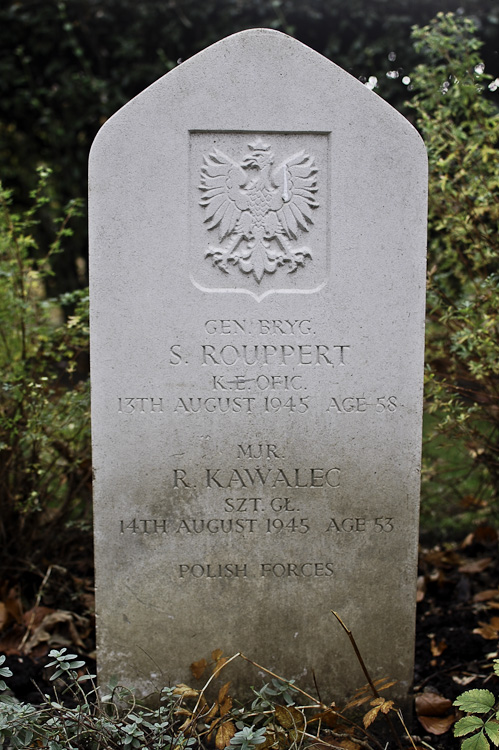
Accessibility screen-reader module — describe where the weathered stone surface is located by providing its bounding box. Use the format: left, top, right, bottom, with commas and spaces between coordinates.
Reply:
89, 29, 427, 701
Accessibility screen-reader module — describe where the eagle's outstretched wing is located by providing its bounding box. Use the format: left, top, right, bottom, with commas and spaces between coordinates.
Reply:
198, 149, 249, 241
271, 151, 318, 240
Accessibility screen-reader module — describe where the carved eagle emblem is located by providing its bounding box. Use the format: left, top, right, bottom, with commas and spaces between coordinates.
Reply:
198, 138, 318, 283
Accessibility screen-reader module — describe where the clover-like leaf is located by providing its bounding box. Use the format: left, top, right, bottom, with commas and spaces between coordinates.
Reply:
485, 720, 499, 746
455, 716, 485, 737
461, 729, 490, 750
454, 690, 495, 714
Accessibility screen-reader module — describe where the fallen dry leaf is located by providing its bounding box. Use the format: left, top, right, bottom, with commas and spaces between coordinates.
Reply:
473, 618, 499, 640
430, 637, 447, 657
458, 557, 493, 574
424, 549, 463, 568
310, 739, 360, 750
335, 740, 361, 750
275, 704, 305, 730
0, 603, 8, 632
218, 681, 231, 704
212, 656, 228, 676
219, 695, 232, 717
22, 605, 54, 630
1, 588, 23, 627
417, 575, 426, 603
363, 698, 394, 728
473, 589, 499, 603
415, 691, 455, 735
203, 702, 219, 723
415, 692, 453, 717
216, 721, 236, 750
23, 610, 87, 653
173, 684, 199, 699
308, 709, 339, 728
462, 525, 498, 545
452, 674, 477, 686
190, 658, 208, 680
417, 714, 455, 735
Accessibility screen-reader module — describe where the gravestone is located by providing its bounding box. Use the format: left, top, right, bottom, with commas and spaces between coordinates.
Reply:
89, 29, 427, 702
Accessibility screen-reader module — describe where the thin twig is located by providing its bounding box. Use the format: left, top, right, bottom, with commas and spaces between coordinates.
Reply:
20, 565, 56, 652
331, 612, 379, 697
396, 709, 418, 750
331, 611, 404, 750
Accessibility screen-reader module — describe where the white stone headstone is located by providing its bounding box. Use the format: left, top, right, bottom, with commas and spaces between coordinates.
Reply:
89, 29, 427, 702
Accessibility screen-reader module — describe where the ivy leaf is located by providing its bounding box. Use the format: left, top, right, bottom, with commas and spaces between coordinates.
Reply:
455, 716, 485, 737
454, 690, 496, 714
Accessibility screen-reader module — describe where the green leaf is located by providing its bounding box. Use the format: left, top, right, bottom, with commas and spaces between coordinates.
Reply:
485, 721, 499, 746
454, 690, 496, 714
455, 716, 485, 737
462, 730, 490, 750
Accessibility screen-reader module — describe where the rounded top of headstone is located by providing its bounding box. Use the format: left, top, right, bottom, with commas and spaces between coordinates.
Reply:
90, 27, 425, 166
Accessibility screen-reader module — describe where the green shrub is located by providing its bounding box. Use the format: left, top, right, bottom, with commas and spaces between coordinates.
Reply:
409, 13, 499, 524
453, 660, 499, 750
0, 168, 91, 564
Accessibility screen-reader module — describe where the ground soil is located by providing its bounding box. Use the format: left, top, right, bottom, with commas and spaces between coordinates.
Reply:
1, 525, 498, 749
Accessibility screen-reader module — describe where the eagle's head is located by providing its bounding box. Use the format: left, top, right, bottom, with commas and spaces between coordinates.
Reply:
241, 138, 274, 170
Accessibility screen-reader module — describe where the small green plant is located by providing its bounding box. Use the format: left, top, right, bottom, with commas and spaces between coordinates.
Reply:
250, 678, 297, 711
0, 167, 91, 564
46, 647, 87, 682
409, 12, 499, 522
228, 724, 267, 750
0, 650, 199, 750
0, 655, 12, 692
0, 631, 417, 750
453, 660, 499, 749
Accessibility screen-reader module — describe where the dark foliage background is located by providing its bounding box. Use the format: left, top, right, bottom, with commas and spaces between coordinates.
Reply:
0, 0, 497, 292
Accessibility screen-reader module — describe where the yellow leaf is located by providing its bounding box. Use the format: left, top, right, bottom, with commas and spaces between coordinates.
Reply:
343, 694, 372, 711
216, 721, 236, 750
173, 684, 199, 699
380, 700, 394, 714
212, 649, 224, 662
363, 703, 383, 728
372, 677, 398, 692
